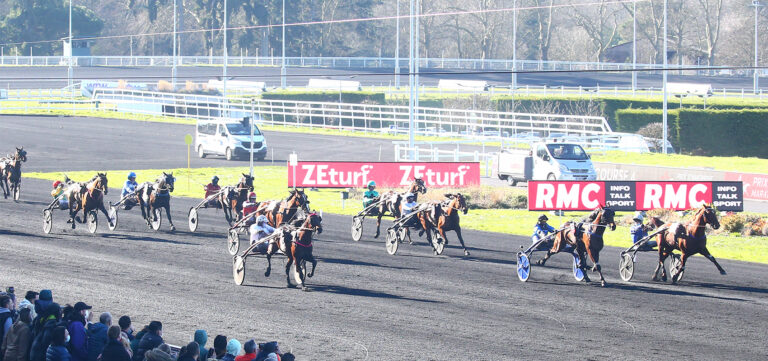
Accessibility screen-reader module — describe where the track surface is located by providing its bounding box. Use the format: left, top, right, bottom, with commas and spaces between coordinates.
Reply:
2, 65, 765, 90
1, 116, 767, 360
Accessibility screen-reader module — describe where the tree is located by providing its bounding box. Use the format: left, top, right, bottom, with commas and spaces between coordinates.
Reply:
695, 0, 723, 66
570, 0, 621, 62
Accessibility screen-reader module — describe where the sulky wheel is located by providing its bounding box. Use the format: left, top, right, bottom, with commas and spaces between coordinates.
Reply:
108, 205, 118, 231
12, 184, 20, 202
233, 255, 246, 285
43, 209, 53, 234
188, 207, 199, 232
351, 217, 363, 242
432, 232, 445, 255
517, 252, 531, 282
670, 254, 684, 282
150, 208, 162, 231
86, 210, 98, 234
385, 228, 399, 255
292, 259, 308, 286
619, 253, 635, 282
227, 229, 240, 255
572, 253, 585, 282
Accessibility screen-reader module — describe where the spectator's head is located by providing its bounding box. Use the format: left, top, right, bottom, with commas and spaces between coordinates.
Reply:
226, 339, 241, 356
19, 307, 32, 324
73, 301, 92, 319
118, 316, 132, 332
157, 344, 172, 356
213, 335, 227, 353
25, 291, 39, 303
148, 321, 163, 336
52, 326, 69, 346
100, 312, 112, 326
243, 340, 256, 355
39, 290, 52, 302
179, 341, 200, 360
281, 353, 295, 361
48, 303, 62, 321
0, 295, 10, 310
194, 330, 208, 348
108, 325, 122, 340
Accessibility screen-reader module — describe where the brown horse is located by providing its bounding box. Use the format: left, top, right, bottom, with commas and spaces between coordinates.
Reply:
373, 178, 427, 238
136, 172, 176, 231
0, 147, 26, 199
418, 193, 471, 256
537, 206, 616, 286
285, 212, 322, 291
652, 204, 725, 283
68, 173, 112, 230
258, 188, 310, 228
217, 174, 254, 224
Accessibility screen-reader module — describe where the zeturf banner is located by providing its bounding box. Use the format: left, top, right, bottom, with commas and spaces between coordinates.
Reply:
287, 162, 480, 188
528, 181, 743, 211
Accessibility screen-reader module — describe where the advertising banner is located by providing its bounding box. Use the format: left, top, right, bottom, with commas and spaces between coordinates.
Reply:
287, 162, 481, 188
528, 181, 743, 211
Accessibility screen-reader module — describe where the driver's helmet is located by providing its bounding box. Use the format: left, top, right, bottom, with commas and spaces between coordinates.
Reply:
127, 172, 136, 180
257, 215, 268, 224
53, 180, 62, 189
538, 215, 549, 223
633, 211, 644, 222
367, 180, 376, 189
211, 175, 219, 184
406, 193, 416, 201
248, 192, 257, 200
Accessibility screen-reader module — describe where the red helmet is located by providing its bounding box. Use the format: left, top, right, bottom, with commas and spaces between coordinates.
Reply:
53, 180, 62, 188
248, 192, 256, 200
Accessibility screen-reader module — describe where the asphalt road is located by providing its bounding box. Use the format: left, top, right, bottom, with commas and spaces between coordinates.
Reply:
1, 115, 767, 360
1, 66, 764, 90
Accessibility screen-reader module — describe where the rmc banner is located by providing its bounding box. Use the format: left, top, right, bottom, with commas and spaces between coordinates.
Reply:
287, 161, 481, 188
528, 181, 743, 211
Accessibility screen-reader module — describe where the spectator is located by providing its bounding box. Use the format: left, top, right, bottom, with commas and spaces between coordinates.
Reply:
221, 340, 240, 361
30, 303, 62, 361
99, 326, 130, 361
33, 291, 53, 328
193, 330, 207, 361
44, 326, 70, 361
176, 342, 199, 361
128, 326, 148, 357
210, 336, 227, 360
118, 317, 133, 342
233, 340, 255, 361
64, 302, 91, 361
254, 342, 280, 361
18, 292, 38, 321
87, 313, 111, 361
0, 295, 12, 350
2, 308, 32, 361
280, 353, 294, 361
132, 322, 162, 361
143, 346, 172, 361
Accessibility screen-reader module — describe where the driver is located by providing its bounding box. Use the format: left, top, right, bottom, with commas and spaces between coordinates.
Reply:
122, 172, 139, 210
250, 215, 275, 254
631, 211, 656, 251
363, 181, 379, 210
51, 181, 69, 210
400, 193, 422, 228
532, 215, 556, 250
204, 176, 222, 208
242, 192, 258, 224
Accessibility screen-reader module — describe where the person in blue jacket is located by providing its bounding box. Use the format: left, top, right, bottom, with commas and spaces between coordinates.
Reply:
122, 172, 138, 210
45, 326, 71, 361
65, 302, 91, 361
531, 215, 556, 249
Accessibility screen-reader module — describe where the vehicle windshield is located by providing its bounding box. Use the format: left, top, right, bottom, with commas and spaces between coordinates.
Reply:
546, 144, 588, 160
225, 123, 261, 136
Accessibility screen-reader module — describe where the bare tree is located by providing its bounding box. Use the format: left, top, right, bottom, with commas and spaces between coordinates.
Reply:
570, 0, 621, 62
531, 0, 556, 61
695, 0, 724, 66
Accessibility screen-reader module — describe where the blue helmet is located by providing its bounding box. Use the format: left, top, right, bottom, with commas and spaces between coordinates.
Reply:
127, 172, 136, 180
367, 180, 376, 188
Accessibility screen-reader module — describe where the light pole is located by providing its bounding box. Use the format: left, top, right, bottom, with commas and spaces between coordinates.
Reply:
752, 0, 764, 94
281, 0, 287, 89
632, 0, 637, 94
68, 0, 73, 90
512, 0, 517, 88
223, 0, 228, 98
662, 0, 668, 154
408, 0, 416, 158
172, 0, 177, 89
395, 0, 401, 89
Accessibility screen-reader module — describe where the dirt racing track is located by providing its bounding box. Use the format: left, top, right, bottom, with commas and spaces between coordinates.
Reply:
1, 116, 767, 360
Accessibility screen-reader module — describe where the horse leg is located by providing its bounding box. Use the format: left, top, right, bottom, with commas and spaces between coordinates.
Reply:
453, 227, 470, 256
672, 252, 690, 284
285, 251, 296, 288
374, 213, 383, 238
264, 244, 274, 277
296, 256, 308, 291
97, 201, 114, 227
68, 201, 78, 229
576, 245, 592, 283
307, 253, 317, 278
165, 206, 175, 231
586, 246, 605, 287
699, 247, 727, 275
536, 250, 554, 266
654, 248, 670, 282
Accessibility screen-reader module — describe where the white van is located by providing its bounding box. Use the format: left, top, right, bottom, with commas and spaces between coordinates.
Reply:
495, 142, 597, 186
196, 118, 267, 161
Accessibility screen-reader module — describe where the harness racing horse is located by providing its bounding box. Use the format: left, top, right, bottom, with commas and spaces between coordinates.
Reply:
137, 172, 176, 231
653, 204, 725, 283
259, 188, 311, 228
418, 193, 471, 256
68, 173, 113, 230
373, 178, 427, 238
285, 212, 322, 291
537, 206, 616, 286
217, 174, 254, 224
0, 147, 27, 200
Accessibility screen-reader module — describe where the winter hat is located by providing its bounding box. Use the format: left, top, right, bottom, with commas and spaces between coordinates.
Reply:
213, 335, 227, 351
226, 339, 241, 356
148, 321, 163, 333
39, 290, 52, 301
243, 340, 256, 354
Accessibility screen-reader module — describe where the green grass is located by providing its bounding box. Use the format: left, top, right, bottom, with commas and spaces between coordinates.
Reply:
26, 166, 768, 264
591, 151, 768, 174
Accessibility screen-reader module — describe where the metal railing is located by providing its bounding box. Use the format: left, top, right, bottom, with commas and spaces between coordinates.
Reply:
90, 88, 612, 138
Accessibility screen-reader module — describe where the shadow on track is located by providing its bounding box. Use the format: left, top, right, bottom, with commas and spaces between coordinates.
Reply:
309, 284, 445, 303
99, 233, 195, 246
611, 282, 751, 302
0, 228, 62, 240
682, 281, 768, 295
319, 257, 418, 270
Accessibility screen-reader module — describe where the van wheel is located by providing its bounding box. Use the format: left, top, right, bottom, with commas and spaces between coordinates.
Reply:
547, 174, 556, 181
197, 145, 206, 158
506, 177, 517, 186
225, 148, 233, 161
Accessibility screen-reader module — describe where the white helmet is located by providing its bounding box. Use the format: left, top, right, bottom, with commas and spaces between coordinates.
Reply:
257, 215, 268, 224
633, 211, 644, 222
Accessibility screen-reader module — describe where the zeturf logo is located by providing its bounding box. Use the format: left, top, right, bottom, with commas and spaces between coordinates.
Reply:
288, 162, 480, 188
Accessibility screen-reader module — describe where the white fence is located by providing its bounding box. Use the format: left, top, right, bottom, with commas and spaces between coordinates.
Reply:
90, 88, 612, 138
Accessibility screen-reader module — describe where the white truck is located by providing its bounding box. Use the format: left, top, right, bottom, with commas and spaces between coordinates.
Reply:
494, 142, 597, 186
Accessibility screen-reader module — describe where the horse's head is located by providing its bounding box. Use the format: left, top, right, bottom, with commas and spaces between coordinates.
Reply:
445, 193, 468, 215
294, 188, 310, 213
412, 178, 427, 194
306, 211, 323, 234
15, 147, 26, 163
649, 216, 664, 230
241, 173, 254, 191
702, 204, 720, 230
161, 172, 176, 193
95, 172, 109, 195
599, 206, 616, 231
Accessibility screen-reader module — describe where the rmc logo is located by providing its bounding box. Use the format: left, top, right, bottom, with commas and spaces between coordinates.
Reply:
636, 182, 711, 210
530, 182, 605, 210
